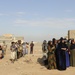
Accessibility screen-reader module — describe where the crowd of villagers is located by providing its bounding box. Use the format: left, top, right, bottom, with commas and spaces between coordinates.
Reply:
0, 40, 34, 63
42, 37, 75, 70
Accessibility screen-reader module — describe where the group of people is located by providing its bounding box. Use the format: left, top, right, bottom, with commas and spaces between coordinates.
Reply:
1, 38, 75, 70
10, 40, 34, 63
0, 40, 34, 63
42, 37, 75, 70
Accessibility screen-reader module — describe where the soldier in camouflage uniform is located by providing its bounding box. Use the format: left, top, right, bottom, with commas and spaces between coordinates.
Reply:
47, 41, 57, 69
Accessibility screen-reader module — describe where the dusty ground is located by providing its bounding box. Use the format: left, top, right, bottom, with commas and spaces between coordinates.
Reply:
0, 43, 75, 75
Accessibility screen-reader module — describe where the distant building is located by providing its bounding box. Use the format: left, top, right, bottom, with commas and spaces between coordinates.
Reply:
0, 34, 24, 44
68, 30, 75, 40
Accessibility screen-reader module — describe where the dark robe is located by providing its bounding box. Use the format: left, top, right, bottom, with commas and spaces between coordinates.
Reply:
30, 43, 34, 54
66, 51, 70, 67
56, 42, 68, 70
66, 42, 70, 67
0, 46, 3, 59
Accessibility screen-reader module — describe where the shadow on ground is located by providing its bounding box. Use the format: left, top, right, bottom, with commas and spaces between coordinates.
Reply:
37, 57, 48, 68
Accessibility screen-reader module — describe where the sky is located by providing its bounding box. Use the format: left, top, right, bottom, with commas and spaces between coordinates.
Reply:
0, 0, 75, 42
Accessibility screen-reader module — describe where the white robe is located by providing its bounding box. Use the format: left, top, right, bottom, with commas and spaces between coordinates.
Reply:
11, 51, 16, 60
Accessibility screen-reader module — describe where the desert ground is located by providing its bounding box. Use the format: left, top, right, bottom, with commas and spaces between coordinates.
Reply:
0, 42, 75, 75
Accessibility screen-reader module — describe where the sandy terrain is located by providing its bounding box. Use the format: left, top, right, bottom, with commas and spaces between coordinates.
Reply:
0, 43, 75, 75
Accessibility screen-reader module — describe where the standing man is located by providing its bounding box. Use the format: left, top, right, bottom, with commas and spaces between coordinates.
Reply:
2, 41, 7, 55
10, 42, 16, 63
22, 42, 26, 56
17, 40, 23, 59
30, 41, 34, 54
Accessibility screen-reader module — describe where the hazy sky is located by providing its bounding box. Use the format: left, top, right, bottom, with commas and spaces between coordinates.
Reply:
0, 0, 75, 42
